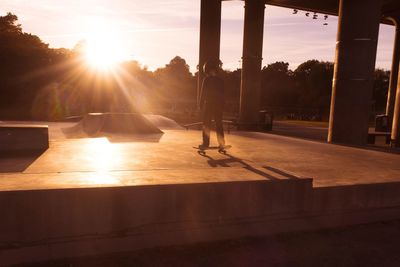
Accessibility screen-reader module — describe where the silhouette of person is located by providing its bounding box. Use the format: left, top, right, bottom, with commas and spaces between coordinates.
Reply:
199, 59, 225, 149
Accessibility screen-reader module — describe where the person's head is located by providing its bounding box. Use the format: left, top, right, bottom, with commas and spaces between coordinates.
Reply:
203, 59, 222, 76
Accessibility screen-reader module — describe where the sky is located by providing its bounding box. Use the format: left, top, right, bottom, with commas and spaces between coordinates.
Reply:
0, 0, 396, 72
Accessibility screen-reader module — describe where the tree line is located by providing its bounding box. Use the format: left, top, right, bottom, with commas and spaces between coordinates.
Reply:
0, 13, 390, 121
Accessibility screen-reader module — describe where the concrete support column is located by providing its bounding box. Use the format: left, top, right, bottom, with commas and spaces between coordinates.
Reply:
386, 20, 400, 127
198, 0, 222, 105
391, 67, 400, 147
239, 0, 265, 129
328, 0, 382, 145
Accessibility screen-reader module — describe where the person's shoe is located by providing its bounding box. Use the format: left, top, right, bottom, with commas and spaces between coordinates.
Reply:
198, 144, 209, 150
218, 144, 231, 153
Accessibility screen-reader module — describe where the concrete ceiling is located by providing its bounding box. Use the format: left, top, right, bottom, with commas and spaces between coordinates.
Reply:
229, 0, 400, 25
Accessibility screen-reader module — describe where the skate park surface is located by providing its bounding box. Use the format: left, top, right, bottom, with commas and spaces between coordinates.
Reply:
1, 121, 399, 189
1, 118, 400, 265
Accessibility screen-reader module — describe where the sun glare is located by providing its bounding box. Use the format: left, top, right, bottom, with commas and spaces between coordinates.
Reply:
85, 35, 125, 70
83, 24, 130, 71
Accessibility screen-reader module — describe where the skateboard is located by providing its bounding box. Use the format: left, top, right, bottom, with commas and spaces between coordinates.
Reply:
193, 145, 232, 155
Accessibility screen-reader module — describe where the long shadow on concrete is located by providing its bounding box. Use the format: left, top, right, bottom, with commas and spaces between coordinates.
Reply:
0, 150, 46, 173
263, 166, 300, 179
197, 152, 299, 181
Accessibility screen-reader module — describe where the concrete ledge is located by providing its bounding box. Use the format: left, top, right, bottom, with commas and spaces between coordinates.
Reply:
0, 178, 311, 265
0, 125, 49, 153
1, 177, 400, 265
2, 206, 400, 266
312, 182, 400, 211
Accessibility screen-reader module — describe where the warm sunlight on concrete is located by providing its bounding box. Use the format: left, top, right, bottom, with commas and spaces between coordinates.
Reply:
84, 137, 123, 172
83, 171, 120, 185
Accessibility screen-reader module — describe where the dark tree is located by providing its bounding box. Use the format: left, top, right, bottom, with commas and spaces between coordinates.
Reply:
154, 56, 196, 109
0, 13, 67, 119
372, 69, 390, 113
294, 60, 333, 109
260, 61, 298, 108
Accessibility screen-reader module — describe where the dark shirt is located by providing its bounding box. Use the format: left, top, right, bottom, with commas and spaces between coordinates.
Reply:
200, 75, 225, 109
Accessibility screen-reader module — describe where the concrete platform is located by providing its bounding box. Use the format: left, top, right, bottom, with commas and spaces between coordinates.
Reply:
2, 122, 397, 188
0, 121, 399, 265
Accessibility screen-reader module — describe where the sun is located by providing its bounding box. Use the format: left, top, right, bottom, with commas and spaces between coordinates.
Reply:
84, 32, 129, 71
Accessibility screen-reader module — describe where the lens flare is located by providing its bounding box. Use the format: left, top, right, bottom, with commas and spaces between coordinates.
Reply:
85, 36, 123, 70
83, 21, 130, 71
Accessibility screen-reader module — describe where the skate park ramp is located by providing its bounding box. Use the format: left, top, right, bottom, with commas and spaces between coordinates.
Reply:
143, 114, 183, 130
62, 113, 164, 138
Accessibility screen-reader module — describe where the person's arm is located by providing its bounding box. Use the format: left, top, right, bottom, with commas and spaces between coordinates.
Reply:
199, 77, 207, 110
220, 78, 225, 104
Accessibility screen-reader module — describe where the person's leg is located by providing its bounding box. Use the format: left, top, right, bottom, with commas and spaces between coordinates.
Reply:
202, 107, 212, 147
214, 108, 225, 147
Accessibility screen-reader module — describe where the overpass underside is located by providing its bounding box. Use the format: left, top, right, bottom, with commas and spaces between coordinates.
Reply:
199, 0, 400, 147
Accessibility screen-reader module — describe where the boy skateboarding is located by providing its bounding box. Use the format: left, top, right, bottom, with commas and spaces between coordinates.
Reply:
198, 59, 229, 152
